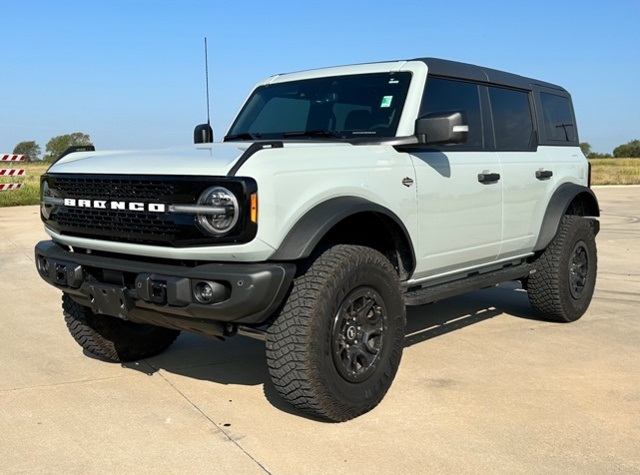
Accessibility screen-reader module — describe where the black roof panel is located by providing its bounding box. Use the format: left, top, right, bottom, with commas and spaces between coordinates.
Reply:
413, 57, 567, 92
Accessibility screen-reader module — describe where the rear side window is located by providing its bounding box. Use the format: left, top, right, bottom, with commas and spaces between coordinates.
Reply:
489, 87, 535, 151
420, 77, 483, 150
540, 93, 577, 143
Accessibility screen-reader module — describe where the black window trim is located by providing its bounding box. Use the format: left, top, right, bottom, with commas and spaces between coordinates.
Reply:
412, 59, 579, 151
419, 75, 540, 153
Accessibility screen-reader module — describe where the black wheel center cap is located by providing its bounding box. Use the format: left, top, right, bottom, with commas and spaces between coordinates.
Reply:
332, 287, 387, 383
569, 240, 589, 299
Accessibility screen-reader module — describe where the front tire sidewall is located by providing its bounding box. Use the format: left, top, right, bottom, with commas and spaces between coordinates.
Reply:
312, 260, 404, 414
266, 245, 405, 421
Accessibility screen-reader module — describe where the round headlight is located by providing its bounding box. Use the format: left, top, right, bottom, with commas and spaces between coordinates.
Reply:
196, 186, 240, 236
41, 181, 53, 220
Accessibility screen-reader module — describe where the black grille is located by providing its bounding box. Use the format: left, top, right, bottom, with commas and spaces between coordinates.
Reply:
53, 177, 176, 202
42, 174, 257, 247
55, 208, 178, 242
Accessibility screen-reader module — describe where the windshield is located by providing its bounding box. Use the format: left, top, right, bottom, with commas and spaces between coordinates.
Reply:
225, 72, 411, 141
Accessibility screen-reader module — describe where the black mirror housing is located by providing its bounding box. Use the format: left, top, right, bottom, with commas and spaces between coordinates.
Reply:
415, 111, 468, 145
194, 123, 214, 144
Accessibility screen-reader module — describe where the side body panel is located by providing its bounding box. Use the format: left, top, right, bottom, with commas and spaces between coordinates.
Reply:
239, 144, 419, 257
409, 150, 502, 280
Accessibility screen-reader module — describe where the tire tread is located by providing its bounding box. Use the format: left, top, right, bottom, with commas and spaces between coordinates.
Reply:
528, 215, 597, 322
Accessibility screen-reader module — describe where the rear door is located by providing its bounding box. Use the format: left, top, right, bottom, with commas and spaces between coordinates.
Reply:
488, 86, 555, 258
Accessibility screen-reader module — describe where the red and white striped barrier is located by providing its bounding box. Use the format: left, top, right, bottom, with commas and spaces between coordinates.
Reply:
0, 169, 25, 176
0, 154, 26, 192
0, 183, 23, 191
0, 154, 25, 163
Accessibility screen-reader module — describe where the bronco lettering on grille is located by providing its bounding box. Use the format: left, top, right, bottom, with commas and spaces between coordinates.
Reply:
63, 198, 166, 213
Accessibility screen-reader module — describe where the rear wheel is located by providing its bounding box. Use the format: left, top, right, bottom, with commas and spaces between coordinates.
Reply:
528, 216, 597, 322
266, 245, 405, 422
62, 294, 180, 362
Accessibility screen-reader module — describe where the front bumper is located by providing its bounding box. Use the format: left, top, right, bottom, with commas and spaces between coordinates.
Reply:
35, 240, 296, 329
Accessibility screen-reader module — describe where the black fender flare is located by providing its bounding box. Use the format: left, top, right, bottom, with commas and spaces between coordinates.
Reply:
533, 183, 600, 252
269, 196, 416, 266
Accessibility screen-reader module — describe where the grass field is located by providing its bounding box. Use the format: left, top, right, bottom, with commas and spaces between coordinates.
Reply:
589, 158, 640, 185
1, 159, 638, 208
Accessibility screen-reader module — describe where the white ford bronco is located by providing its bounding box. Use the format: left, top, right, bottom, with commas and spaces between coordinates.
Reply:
35, 58, 599, 421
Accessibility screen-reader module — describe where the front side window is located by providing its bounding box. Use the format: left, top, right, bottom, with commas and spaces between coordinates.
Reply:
420, 77, 483, 150
540, 92, 576, 143
226, 72, 412, 141
489, 87, 535, 151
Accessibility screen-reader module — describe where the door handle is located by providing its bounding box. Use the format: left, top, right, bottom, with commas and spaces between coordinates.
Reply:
535, 170, 553, 180
478, 172, 500, 184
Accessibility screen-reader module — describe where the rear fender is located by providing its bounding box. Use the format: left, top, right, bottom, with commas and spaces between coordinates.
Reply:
534, 183, 600, 252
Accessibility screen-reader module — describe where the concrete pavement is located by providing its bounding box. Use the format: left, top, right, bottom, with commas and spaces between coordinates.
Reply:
0, 186, 638, 474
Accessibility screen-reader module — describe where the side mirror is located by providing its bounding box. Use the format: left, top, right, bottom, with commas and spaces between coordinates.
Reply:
194, 123, 214, 144
415, 111, 468, 145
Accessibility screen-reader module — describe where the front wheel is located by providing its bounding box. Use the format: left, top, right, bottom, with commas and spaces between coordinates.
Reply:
527, 216, 598, 322
266, 245, 406, 422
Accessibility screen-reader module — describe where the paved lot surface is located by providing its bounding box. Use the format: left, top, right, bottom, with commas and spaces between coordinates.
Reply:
1, 186, 638, 474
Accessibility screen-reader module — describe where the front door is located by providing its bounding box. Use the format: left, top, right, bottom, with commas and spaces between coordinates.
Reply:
410, 150, 502, 281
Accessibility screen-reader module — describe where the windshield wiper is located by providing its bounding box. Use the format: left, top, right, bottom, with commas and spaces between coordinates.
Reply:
282, 130, 344, 139
224, 132, 262, 141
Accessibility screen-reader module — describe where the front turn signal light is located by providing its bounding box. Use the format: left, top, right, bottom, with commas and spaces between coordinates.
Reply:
250, 193, 258, 223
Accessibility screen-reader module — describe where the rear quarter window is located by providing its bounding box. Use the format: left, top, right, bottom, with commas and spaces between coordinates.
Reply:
540, 92, 577, 144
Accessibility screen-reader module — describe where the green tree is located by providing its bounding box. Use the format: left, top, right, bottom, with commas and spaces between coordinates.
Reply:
43, 132, 92, 162
579, 142, 591, 157
587, 152, 612, 159
613, 139, 640, 158
12, 140, 42, 161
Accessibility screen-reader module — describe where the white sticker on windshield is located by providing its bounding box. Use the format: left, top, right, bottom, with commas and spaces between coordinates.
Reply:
380, 96, 393, 108
388, 79, 399, 84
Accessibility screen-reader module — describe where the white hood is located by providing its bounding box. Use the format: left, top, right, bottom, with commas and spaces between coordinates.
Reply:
47, 143, 249, 176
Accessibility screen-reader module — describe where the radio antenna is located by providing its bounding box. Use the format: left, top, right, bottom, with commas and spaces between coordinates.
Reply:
204, 37, 211, 125
194, 37, 214, 143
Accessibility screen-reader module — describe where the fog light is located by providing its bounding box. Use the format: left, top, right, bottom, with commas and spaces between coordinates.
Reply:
192, 280, 229, 304
37, 256, 50, 277
194, 282, 215, 303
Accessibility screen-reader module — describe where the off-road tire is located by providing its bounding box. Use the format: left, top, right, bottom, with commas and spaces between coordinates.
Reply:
528, 215, 597, 322
266, 245, 405, 422
62, 294, 180, 362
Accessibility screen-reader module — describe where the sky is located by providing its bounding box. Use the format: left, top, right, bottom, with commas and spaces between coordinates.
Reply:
1, 0, 639, 156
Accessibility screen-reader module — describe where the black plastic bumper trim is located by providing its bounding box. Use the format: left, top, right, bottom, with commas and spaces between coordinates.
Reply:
35, 240, 295, 325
